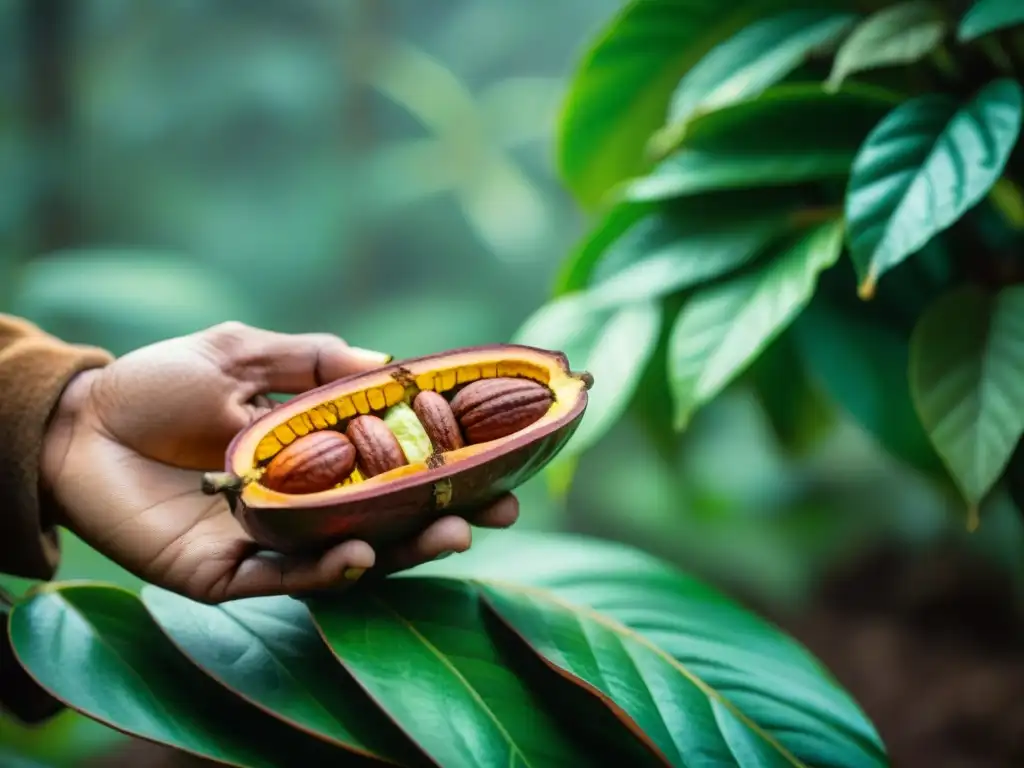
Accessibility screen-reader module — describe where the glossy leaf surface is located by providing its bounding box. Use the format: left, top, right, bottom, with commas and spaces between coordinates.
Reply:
417, 531, 888, 768
556, 0, 849, 206
586, 192, 802, 307
628, 85, 897, 202
958, 0, 1024, 41
826, 1, 947, 91
7, 585, 330, 768
653, 9, 857, 152
307, 578, 600, 768
909, 285, 1024, 506
846, 79, 1024, 296
667, 220, 845, 429
139, 587, 417, 764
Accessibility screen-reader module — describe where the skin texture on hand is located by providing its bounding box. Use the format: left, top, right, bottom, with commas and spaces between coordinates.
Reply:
38, 322, 519, 604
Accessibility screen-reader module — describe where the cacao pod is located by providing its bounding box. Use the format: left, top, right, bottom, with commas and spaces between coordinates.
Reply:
202, 344, 592, 553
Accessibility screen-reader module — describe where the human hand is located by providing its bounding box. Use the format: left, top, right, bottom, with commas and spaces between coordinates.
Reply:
38, 322, 519, 603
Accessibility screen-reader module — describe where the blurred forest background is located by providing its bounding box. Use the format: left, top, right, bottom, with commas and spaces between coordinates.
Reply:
4, 1, 1024, 765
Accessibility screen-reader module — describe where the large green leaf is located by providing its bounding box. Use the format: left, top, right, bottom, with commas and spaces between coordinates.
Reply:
6, 584, 339, 768
306, 579, 606, 768
791, 296, 945, 478
826, 1, 947, 92
627, 84, 898, 202
667, 220, 845, 429
651, 9, 858, 153
957, 0, 1024, 42
416, 531, 888, 768
515, 296, 662, 459
139, 587, 420, 765
556, 0, 851, 207
909, 285, 1024, 508
845, 79, 1024, 297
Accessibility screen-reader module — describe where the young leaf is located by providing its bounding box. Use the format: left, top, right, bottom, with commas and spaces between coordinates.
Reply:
957, 0, 1024, 42
846, 79, 1024, 298
557, 0, 825, 207
668, 219, 844, 429
627, 84, 898, 202
651, 9, 857, 153
826, 1, 948, 92
909, 285, 1024, 509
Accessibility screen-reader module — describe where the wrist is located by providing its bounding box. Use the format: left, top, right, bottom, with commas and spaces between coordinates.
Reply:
40, 369, 100, 521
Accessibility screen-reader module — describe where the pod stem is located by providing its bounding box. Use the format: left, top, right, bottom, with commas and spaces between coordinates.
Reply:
573, 370, 595, 390
201, 471, 247, 496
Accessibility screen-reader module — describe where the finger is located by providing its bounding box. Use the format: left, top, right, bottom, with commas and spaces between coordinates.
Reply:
375, 515, 473, 576
221, 538, 376, 601
466, 494, 519, 529
203, 322, 392, 394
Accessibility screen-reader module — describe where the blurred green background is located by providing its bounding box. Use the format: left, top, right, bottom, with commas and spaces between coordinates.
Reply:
3, 1, 1024, 765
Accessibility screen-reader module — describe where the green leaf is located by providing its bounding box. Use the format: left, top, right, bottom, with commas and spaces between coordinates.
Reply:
417, 531, 888, 768
7, 584, 334, 768
515, 296, 662, 460
791, 296, 946, 478
668, 220, 845, 429
826, 1, 948, 92
957, 0, 1024, 42
748, 332, 837, 454
306, 580, 604, 768
557, 0, 851, 207
139, 587, 419, 765
627, 84, 898, 202
909, 285, 1024, 508
651, 9, 858, 154
553, 201, 655, 295
845, 79, 1024, 298
586, 192, 803, 307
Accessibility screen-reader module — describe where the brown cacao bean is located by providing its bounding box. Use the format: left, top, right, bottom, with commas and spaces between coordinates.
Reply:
262, 431, 356, 494
346, 415, 409, 477
450, 377, 553, 444
412, 390, 465, 453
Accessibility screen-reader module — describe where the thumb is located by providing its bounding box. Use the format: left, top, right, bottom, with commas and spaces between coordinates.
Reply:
201, 322, 393, 394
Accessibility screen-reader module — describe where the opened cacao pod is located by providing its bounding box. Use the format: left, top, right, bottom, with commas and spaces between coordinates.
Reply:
202, 344, 592, 553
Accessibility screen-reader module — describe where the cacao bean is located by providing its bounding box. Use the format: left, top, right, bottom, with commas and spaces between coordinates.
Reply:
346, 415, 408, 477
412, 390, 465, 453
262, 431, 356, 494
450, 377, 553, 444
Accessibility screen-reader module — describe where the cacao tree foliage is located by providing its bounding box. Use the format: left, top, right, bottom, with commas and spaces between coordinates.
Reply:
518, 0, 1024, 523
7, 532, 887, 768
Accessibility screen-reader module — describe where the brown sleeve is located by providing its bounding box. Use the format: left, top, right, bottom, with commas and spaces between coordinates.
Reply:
0, 314, 113, 580
0, 315, 113, 724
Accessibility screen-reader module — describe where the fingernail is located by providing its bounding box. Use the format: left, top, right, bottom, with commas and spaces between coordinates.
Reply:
343, 567, 367, 581
347, 346, 393, 365
434, 550, 456, 562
